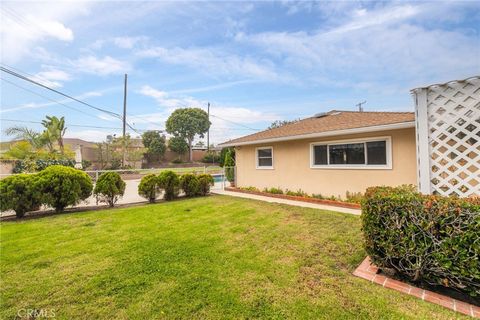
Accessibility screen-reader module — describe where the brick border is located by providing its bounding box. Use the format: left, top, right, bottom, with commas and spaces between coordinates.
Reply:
353, 257, 480, 318
224, 187, 361, 209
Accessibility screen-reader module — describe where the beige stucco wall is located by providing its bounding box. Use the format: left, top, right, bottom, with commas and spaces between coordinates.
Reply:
235, 128, 417, 198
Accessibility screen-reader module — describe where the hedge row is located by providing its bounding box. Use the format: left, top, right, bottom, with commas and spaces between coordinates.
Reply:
0, 166, 93, 216
138, 171, 214, 203
362, 185, 480, 297
1, 167, 215, 217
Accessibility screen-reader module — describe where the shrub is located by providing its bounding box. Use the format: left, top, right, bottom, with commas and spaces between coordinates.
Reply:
362, 185, 480, 297
171, 158, 183, 164
240, 186, 260, 192
201, 152, 220, 163
138, 174, 160, 203
0, 174, 42, 218
158, 170, 180, 201
285, 189, 308, 197
197, 174, 214, 196
36, 165, 93, 212
180, 173, 200, 197
93, 172, 125, 207
13, 158, 75, 173
345, 191, 363, 204
263, 187, 283, 194
223, 149, 235, 182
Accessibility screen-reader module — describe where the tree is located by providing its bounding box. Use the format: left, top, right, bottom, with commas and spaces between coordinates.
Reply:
4, 126, 45, 149
166, 108, 210, 162
142, 131, 166, 160
219, 147, 235, 167
168, 136, 189, 159
41, 116, 66, 154
268, 119, 299, 130
224, 148, 235, 183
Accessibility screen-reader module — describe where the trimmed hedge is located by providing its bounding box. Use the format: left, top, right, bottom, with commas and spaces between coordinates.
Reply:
197, 174, 214, 196
93, 172, 125, 207
138, 174, 160, 203
0, 174, 41, 218
158, 170, 180, 201
180, 173, 200, 197
362, 185, 480, 297
36, 166, 93, 212
13, 159, 75, 173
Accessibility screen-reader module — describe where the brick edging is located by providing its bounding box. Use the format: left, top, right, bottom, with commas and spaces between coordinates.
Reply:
224, 187, 361, 209
353, 257, 480, 318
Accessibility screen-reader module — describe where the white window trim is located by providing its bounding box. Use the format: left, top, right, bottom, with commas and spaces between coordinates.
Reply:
310, 136, 392, 170
256, 146, 274, 170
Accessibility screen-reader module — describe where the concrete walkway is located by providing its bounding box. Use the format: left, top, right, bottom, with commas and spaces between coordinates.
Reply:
212, 190, 361, 215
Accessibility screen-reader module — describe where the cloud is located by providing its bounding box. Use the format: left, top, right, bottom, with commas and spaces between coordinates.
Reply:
136, 46, 280, 81
113, 36, 148, 49
33, 67, 72, 88
0, 2, 89, 63
136, 85, 278, 143
74, 55, 131, 76
235, 3, 480, 89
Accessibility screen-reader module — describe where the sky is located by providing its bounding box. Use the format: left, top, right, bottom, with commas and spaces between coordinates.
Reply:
1, 1, 479, 144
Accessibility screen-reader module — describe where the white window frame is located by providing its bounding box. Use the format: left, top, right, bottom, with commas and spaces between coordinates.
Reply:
310, 136, 392, 170
256, 146, 274, 169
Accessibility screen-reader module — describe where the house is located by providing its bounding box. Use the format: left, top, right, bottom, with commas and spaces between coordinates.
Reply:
219, 76, 480, 199
219, 110, 417, 198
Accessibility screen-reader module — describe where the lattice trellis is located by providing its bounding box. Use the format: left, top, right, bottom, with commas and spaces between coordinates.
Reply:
413, 77, 480, 197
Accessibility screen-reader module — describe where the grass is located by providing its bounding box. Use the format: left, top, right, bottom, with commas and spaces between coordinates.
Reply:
0, 196, 464, 319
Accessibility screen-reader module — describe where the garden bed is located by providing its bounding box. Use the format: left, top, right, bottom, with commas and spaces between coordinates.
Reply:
225, 187, 361, 209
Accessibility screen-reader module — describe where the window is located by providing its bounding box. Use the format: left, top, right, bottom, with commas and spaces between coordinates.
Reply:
311, 137, 391, 169
256, 147, 273, 169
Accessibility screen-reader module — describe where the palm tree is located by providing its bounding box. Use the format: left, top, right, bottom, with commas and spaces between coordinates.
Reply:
4, 126, 45, 149
41, 116, 67, 154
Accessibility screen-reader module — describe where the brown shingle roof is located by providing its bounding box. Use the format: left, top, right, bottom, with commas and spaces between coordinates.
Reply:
220, 110, 415, 146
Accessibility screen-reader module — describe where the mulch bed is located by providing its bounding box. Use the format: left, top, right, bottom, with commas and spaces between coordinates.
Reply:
225, 187, 361, 210
354, 257, 480, 318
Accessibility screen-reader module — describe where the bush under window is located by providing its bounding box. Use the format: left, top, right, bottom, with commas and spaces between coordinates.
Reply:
362, 185, 480, 297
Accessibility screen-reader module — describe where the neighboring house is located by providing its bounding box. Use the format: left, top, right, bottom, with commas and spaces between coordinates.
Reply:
220, 76, 480, 198
220, 111, 417, 198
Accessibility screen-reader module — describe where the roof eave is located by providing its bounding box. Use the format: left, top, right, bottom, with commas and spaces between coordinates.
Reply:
218, 121, 415, 147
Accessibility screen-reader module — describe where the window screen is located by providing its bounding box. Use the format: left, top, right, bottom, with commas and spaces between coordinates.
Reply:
257, 148, 273, 167
367, 141, 387, 165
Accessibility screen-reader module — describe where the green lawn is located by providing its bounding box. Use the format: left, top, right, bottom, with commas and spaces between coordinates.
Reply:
0, 196, 464, 319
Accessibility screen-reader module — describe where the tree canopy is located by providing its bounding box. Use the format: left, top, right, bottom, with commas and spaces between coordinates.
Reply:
166, 108, 210, 162
168, 136, 189, 158
142, 131, 167, 158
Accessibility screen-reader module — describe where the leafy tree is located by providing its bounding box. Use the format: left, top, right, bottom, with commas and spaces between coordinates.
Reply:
142, 131, 166, 160
168, 136, 189, 159
93, 172, 125, 207
166, 108, 210, 162
268, 119, 299, 130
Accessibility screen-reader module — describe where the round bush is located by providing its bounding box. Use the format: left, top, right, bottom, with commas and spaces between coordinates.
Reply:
138, 174, 160, 203
180, 173, 200, 197
0, 174, 42, 218
197, 174, 214, 196
158, 170, 179, 201
36, 165, 93, 212
362, 185, 480, 297
93, 172, 126, 207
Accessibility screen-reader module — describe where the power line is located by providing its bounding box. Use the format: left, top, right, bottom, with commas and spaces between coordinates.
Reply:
210, 114, 259, 130
0, 77, 102, 120
0, 65, 140, 133
0, 118, 123, 130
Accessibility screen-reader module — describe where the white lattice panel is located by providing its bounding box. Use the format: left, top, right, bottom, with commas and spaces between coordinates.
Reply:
413, 77, 480, 197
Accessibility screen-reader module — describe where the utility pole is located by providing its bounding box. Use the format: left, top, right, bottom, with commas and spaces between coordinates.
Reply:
356, 101, 366, 112
207, 102, 210, 152
122, 74, 128, 167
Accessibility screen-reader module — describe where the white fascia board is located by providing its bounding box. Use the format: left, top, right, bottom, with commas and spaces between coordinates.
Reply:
219, 121, 415, 147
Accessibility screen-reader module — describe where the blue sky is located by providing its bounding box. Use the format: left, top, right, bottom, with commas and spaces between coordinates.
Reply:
1, 1, 479, 143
